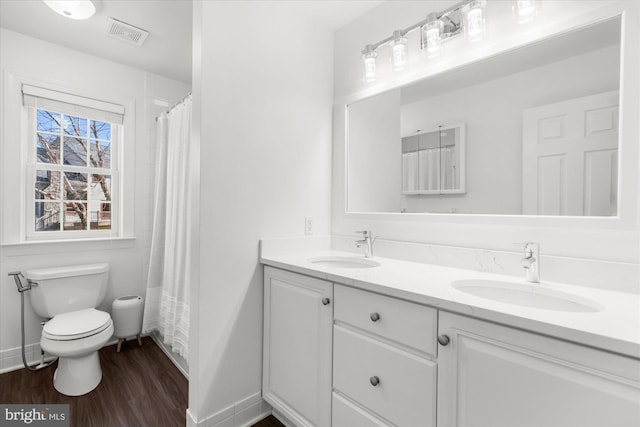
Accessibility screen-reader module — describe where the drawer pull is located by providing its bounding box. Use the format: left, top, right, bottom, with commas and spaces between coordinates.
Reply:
437, 334, 450, 346
370, 312, 381, 322
369, 376, 380, 386
322, 297, 331, 306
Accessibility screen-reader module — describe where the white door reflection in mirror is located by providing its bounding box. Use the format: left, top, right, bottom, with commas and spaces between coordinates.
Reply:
523, 91, 618, 216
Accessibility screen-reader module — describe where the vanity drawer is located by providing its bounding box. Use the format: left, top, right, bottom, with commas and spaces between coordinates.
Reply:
333, 325, 437, 427
334, 284, 437, 355
332, 393, 388, 427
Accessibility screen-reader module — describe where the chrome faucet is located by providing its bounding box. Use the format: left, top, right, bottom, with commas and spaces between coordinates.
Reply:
355, 230, 374, 258
520, 242, 540, 283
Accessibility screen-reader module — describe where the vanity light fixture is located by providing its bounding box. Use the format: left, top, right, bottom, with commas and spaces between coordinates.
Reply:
362, 45, 378, 82
462, 0, 488, 42
360, 0, 481, 82
43, 0, 96, 20
513, 0, 538, 24
390, 30, 409, 71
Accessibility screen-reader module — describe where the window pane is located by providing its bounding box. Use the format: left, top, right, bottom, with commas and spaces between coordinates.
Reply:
35, 202, 60, 231
90, 202, 111, 230
90, 120, 111, 141
37, 110, 61, 133
36, 133, 60, 164
90, 140, 111, 169
63, 137, 87, 166
89, 174, 111, 201
35, 170, 61, 200
64, 172, 87, 200
63, 202, 87, 230
63, 115, 87, 137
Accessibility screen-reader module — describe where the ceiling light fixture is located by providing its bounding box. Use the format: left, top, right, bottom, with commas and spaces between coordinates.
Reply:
43, 0, 96, 20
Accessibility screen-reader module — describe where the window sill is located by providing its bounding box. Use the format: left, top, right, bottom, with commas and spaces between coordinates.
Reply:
1, 237, 136, 257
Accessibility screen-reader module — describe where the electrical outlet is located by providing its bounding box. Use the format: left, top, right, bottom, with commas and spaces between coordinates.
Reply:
305, 216, 314, 235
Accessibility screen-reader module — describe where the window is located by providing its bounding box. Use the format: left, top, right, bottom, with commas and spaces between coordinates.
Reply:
23, 85, 124, 239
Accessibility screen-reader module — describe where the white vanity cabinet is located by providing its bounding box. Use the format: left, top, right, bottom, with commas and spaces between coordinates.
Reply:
262, 267, 333, 427
437, 312, 640, 427
332, 285, 438, 427
262, 264, 640, 427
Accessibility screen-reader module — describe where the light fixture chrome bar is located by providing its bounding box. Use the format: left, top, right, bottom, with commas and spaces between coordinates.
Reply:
367, 0, 469, 50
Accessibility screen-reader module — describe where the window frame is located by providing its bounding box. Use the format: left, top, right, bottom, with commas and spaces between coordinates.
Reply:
0, 73, 136, 246
23, 95, 123, 241
23, 106, 123, 241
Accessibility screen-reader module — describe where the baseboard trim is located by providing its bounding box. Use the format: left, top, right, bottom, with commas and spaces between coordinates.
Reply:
191, 392, 272, 427
187, 408, 199, 427
271, 408, 297, 427
1, 336, 136, 374
0, 342, 56, 374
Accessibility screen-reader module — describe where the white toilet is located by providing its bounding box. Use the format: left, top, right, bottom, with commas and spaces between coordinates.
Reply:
24, 263, 113, 396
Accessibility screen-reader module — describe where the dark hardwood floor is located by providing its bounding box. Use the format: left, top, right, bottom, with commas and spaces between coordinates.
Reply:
0, 337, 188, 427
252, 415, 285, 427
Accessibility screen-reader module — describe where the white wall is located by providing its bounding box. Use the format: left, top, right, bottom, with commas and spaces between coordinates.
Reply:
0, 29, 189, 371
332, 1, 640, 291
190, 1, 333, 426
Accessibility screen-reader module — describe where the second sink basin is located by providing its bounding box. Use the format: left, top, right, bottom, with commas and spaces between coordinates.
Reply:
309, 256, 380, 269
452, 279, 601, 312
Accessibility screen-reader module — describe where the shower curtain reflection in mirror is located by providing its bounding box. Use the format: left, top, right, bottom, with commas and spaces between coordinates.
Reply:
402, 123, 465, 195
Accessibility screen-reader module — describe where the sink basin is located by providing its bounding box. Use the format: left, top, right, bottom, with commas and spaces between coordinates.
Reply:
309, 256, 380, 269
451, 279, 601, 312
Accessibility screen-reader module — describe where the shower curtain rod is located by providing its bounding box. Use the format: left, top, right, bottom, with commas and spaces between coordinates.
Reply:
155, 92, 192, 121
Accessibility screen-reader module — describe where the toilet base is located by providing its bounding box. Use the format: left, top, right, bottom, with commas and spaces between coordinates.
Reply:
53, 351, 102, 396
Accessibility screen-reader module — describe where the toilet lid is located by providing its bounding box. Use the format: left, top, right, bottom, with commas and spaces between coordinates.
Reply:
43, 308, 112, 341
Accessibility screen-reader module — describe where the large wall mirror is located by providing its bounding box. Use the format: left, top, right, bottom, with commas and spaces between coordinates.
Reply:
347, 17, 621, 216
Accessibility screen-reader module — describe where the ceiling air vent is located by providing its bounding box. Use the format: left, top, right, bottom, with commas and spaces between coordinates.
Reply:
105, 17, 149, 47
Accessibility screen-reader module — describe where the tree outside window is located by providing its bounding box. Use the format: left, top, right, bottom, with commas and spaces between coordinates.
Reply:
35, 109, 113, 232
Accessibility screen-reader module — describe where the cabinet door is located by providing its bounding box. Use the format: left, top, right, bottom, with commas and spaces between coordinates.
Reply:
263, 267, 333, 427
438, 312, 640, 427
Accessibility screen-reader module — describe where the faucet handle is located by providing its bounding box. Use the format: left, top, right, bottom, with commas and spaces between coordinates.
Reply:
355, 230, 370, 237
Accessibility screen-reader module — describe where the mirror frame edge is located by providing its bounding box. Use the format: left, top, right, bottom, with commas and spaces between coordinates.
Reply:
337, 3, 638, 234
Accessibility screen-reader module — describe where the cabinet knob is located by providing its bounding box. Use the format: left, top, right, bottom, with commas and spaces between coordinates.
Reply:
370, 312, 380, 322
369, 376, 380, 386
438, 334, 450, 346
321, 297, 331, 306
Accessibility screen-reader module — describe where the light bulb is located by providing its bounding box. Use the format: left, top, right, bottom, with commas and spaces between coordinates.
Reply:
361, 45, 378, 83
513, 0, 537, 24
423, 14, 444, 56
390, 30, 408, 71
463, 0, 487, 42
43, 1, 96, 20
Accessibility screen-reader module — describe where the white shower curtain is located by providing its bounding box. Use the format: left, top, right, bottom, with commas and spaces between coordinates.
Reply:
419, 148, 441, 191
142, 96, 192, 361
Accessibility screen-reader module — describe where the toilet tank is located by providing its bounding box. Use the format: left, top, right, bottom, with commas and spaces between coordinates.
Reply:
24, 263, 109, 318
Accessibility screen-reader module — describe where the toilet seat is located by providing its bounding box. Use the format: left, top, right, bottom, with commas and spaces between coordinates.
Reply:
43, 308, 112, 341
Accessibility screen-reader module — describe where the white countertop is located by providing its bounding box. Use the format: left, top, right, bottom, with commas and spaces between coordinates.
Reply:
261, 250, 640, 359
